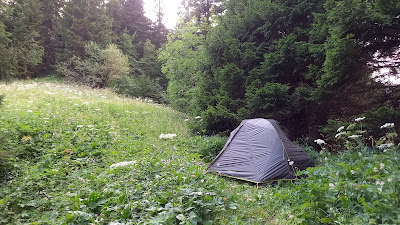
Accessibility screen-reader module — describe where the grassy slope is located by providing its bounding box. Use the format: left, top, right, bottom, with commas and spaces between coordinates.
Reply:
0, 81, 399, 224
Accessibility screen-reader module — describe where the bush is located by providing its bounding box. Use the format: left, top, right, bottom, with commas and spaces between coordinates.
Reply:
195, 136, 226, 163
114, 75, 167, 103
57, 42, 129, 88
102, 44, 129, 82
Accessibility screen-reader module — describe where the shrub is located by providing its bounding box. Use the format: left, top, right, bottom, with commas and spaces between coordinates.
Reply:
57, 42, 129, 88
114, 75, 167, 103
195, 136, 226, 163
102, 44, 129, 82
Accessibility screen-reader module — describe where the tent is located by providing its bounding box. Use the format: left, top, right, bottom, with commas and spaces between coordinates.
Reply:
207, 118, 315, 183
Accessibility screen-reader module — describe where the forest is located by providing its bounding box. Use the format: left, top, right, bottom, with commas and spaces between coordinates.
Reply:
1, 0, 400, 224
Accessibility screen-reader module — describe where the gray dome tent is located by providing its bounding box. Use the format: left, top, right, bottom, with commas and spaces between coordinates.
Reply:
207, 118, 315, 183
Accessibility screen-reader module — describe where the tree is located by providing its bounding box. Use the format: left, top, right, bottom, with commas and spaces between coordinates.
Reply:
164, 0, 400, 138
36, 0, 63, 74
159, 21, 207, 111
7, 0, 44, 79
102, 44, 130, 82
57, 42, 129, 88
150, 0, 168, 48
0, 22, 14, 81
180, 0, 223, 25
57, 0, 112, 62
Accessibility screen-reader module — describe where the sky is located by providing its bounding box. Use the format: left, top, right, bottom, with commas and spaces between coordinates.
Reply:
143, 0, 182, 30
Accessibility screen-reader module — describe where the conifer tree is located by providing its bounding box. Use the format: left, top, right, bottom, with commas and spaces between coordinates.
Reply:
0, 22, 14, 81
7, 0, 44, 79
57, 0, 112, 61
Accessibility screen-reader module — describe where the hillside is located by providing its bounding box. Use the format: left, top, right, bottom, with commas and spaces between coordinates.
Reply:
1, 81, 399, 224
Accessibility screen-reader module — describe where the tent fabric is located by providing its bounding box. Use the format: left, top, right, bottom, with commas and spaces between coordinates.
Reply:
207, 118, 315, 183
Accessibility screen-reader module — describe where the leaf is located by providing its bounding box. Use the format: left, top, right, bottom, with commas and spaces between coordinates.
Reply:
321, 218, 332, 223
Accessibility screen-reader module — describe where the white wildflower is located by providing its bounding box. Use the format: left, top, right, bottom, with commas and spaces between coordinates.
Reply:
348, 135, 361, 139
388, 178, 392, 182
329, 183, 335, 188
335, 132, 346, 138
358, 152, 362, 156
325, 157, 328, 161
314, 139, 325, 145
110, 161, 137, 169
159, 133, 177, 139
77, 125, 83, 128
337, 126, 345, 132
289, 161, 294, 166
376, 180, 380, 185
380, 163, 384, 170
373, 167, 378, 172
377, 143, 394, 149
380, 181, 385, 185
355, 117, 365, 122
380, 123, 395, 129
351, 170, 354, 174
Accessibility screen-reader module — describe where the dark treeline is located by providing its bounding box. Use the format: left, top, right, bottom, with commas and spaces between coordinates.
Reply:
160, 0, 400, 141
0, 0, 169, 100
1, 0, 400, 141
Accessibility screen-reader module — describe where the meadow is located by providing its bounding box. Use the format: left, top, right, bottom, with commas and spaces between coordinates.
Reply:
0, 81, 399, 224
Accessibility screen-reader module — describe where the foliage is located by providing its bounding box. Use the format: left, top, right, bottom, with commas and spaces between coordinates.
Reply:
1, 80, 400, 224
158, 21, 207, 112
320, 107, 400, 149
6, 0, 44, 79
114, 75, 167, 103
0, 22, 14, 81
0, 81, 233, 224
102, 44, 130, 82
162, 0, 400, 138
57, 0, 113, 61
57, 42, 129, 88
192, 135, 226, 163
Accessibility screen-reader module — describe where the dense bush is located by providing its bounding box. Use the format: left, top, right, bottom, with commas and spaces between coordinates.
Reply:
57, 42, 129, 88
114, 75, 167, 103
196, 136, 227, 163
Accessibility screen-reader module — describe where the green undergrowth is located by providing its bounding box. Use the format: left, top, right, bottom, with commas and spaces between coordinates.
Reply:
0, 81, 399, 224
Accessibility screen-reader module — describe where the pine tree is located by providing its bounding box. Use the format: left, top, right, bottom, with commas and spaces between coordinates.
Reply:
58, 0, 112, 62
150, 0, 168, 48
7, 0, 44, 79
0, 22, 14, 81
37, 0, 63, 74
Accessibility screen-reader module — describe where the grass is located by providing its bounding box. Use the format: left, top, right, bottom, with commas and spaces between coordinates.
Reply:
0, 80, 399, 224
